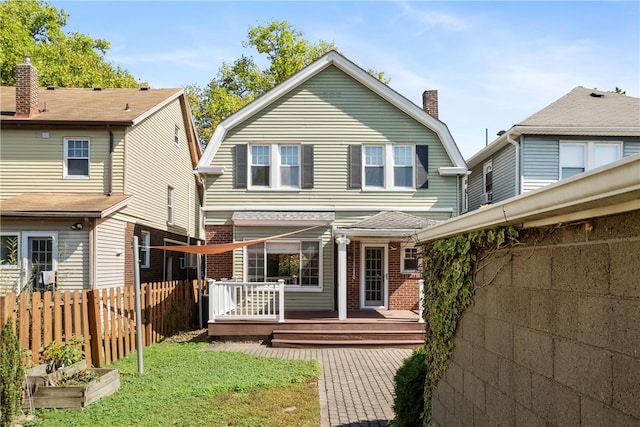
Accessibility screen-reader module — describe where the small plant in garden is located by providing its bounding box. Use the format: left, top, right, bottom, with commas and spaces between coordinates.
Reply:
57, 368, 99, 386
390, 346, 426, 427
1, 318, 25, 427
42, 336, 85, 373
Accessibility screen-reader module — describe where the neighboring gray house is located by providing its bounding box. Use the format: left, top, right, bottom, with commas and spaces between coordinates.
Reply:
463, 87, 640, 212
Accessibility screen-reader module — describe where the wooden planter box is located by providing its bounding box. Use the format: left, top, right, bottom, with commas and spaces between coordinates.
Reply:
22, 367, 120, 409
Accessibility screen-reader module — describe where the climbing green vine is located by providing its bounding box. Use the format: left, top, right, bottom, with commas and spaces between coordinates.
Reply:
420, 226, 519, 426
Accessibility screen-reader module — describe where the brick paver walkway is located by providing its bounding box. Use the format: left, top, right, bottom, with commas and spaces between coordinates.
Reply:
205, 343, 412, 427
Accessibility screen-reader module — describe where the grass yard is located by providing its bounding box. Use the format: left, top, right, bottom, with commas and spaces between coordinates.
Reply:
29, 340, 320, 426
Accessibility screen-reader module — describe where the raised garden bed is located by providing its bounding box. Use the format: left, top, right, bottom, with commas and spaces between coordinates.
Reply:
22, 362, 120, 409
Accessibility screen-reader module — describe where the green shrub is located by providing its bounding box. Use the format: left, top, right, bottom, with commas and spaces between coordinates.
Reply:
391, 346, 426, 427
1, 318, 25, 427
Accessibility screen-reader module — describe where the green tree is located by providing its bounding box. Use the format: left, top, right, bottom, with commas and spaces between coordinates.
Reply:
0, 0, 142, 88
189, 21, 388, 144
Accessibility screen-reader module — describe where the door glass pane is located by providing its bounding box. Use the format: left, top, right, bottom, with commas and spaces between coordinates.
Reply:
364, 247, 383, 306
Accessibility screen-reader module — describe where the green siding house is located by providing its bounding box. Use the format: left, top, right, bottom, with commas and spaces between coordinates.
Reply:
197, 51, 467, 318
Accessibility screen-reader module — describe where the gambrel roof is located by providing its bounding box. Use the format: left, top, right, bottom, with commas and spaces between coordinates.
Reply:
197, 50, 467, 173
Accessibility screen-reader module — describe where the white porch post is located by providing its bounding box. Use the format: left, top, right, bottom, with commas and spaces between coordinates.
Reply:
335, 234, 350, 320
208, 279, 216, 323
278, 279, 285, 323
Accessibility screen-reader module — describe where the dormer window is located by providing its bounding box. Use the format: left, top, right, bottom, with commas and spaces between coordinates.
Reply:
64, 138, 90, 179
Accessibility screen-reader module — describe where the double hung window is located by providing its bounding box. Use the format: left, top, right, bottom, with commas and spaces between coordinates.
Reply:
401, 246, 418, 274
64, 138, 90, 178
249, 144, 301, 189
140, 231, 150, 268
560, 142, 622, 179
0, 233, 19, 267
362, 144, 415, 190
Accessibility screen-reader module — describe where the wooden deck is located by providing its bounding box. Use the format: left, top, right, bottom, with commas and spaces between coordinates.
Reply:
208, 310, 426, 348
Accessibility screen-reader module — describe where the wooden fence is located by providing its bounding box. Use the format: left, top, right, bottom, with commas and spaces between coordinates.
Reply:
0, 280, 200, 368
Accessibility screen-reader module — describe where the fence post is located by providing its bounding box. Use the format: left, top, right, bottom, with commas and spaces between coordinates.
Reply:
87, 289, 103, 367
278, 279, 285, 323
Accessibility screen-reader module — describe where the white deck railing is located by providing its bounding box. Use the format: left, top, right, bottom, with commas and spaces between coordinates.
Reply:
207, 279, 285, 323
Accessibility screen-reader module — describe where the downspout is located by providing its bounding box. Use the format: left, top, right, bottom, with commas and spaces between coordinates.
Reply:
507, 133, 520, 195
107, 125, 114, 196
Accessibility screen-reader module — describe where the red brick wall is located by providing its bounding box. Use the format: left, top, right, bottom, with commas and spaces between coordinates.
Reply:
205, 225, 234, 280
346, 241, 361, 309
388, 242, 421, 310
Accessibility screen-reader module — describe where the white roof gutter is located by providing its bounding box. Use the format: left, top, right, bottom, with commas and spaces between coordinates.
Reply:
467, 126, 640, 168
417, 154, 640, 242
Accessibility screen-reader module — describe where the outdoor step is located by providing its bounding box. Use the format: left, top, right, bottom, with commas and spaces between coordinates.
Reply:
272, 328, 425, 348
271, 338, 424, 349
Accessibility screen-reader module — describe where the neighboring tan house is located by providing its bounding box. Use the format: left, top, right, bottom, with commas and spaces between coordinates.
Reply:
0, 59, 204, 294
196, 51, 467, 319
463, 87, 640, 213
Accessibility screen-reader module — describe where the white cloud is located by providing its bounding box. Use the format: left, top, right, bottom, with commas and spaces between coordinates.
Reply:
395, 1, 469, 32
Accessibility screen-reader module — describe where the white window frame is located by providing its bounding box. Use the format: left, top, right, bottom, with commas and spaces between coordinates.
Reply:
243, 238, 323, 292
248, 143, 301, 190
362, 144, 416, 191
64, 138, 90, 179
0, 232, 20, 268
559, 141, 622, 179
483, 160, 493, 202
462, 175, 469, 213
400, 244, 419, 274
140, 231, 150, 268
167, 186, 175, 225
174, 125, 180, 146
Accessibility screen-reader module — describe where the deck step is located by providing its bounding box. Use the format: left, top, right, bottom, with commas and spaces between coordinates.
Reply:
272, 338, 424, 349
272, 328, 425, 348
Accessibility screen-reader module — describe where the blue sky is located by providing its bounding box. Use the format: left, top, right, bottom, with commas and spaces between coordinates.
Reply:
53, 1, 639, 158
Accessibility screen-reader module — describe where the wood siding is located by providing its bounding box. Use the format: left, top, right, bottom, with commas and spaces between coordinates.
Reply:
467, 144, 516, 212
124, 99, 201, 238
0, 128, 126, 199
94, 217, 125, 289
623, 138, 640, 156
203, 66, 459, 214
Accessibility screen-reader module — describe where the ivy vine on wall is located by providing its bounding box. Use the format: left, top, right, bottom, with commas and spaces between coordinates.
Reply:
420, 226, 519, 425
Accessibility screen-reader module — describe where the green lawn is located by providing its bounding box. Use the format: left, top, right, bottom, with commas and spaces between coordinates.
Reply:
30, 341, 320, 426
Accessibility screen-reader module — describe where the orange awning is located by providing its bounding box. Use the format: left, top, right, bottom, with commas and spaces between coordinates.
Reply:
149, 226, 319, 255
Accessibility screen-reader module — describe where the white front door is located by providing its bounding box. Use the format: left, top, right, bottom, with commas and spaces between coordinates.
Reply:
361, 244, 388, 309
21, 231, 58, 291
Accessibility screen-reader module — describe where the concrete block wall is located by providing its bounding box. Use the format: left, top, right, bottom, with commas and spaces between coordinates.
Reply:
432, 210, 640, 426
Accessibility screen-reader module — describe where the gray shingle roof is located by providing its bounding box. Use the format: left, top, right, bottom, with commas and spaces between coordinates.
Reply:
342, 211, 440, 230
518, 87, 640, 128
232, 211, 335, 223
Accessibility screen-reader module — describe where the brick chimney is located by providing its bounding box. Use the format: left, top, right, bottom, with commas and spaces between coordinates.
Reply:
15, 57, 39, 118
422, 90, 438, 119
